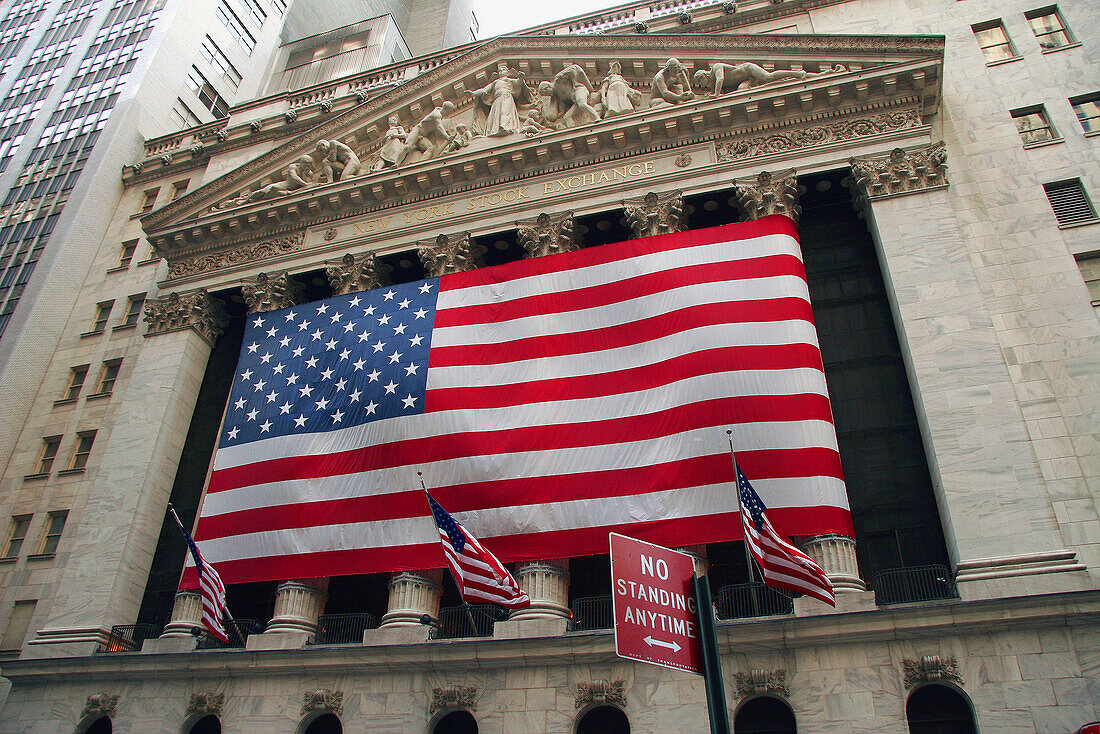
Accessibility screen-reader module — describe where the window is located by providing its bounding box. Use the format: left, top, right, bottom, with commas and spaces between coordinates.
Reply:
1025, 6, 1074, 50
68, 431, 95, 471
121, 293, 145, 327
236, 0, 265, 27
199, 36, 242, 89
35, 436, 61, 475
89, 300, 113, 333
1010, 105, 1058, 144
93, 359, 121, 395
170, 180, 189, 201
1043, 179, 1097, 226
62, 365, 88, 401
2, 516, 31, 558
271, 0, 287, 16
217, 2, 255, 54
186, 66, 229, 118
37, 511, 67, 555
117, 239, 137, 268
907, 684, 977, 734
972, 21, 1018, 63
1070, 93, 1100, 134
139, 187, 158, 213
0, 600, 36, 653
734, 697, 796, 734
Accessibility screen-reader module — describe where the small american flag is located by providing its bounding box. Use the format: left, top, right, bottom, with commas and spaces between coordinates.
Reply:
737, 463, 835, 606
171, 507, 233, 642
426, 492, 530, 609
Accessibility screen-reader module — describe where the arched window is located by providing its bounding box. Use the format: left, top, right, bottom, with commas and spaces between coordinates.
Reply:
432, 709, 478, 734
187, 714, 221, 734
302, 712, 342, 734
906, 684, 977, 734
81, 718, 112, 734
734, 696, 797, 734
576, 705, 629, 734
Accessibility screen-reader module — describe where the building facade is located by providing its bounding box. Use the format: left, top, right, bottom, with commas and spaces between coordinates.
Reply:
0, 0, 1097, 732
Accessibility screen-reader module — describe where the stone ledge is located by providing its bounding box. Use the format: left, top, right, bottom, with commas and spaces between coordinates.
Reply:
493, 617, 571, 640
245, 631, 312, 650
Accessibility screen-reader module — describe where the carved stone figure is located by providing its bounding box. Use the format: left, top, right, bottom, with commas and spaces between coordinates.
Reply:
692, 62, 809, 96
301, 688, 343, 716
316, 139, 361, 182
373, 114, 408, 170
217, 154, 316, 208
83, 694, 120, 718
599, 61, 641, 118
393, 101, 456, 166
517, 211, 580, 258
649, 58, 694, 107
466, 61, 532, 137
444, 123, 474, 152
418, 232, 486, 277
624, 190, 686, 238
548, 62, 601, 127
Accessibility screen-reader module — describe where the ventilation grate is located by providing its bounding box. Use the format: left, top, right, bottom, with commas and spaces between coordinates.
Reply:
1043, 179, 1096, 225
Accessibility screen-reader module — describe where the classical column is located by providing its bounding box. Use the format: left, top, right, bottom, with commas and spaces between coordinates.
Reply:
418, 231, 486, 276
241, 270, 304, 313
325, 251, 387, 295
848, 142, 1087, 595
732, 168, 801, 224
623, 190, 686, 238
509, 559, 570, 620
265, 579, 329, 634
160, 590, 203, 637
517, 211, 580, 258
800, 535, 865, 593
379, 570, 443, 627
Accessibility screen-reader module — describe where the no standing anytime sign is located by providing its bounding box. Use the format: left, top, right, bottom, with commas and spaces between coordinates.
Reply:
610, 533, 704, 675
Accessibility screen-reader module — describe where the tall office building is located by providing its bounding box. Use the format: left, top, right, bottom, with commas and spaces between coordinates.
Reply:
0, 0, 1096, 733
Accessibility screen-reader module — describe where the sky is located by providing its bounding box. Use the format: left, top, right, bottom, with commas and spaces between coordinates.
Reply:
473, 0, 632, 39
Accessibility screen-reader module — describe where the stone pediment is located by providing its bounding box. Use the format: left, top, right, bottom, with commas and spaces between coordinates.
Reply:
142, 33, 943, 274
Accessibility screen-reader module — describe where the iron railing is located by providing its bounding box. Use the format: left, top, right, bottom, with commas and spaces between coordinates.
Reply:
714, 582, 794, 620
312, 613, 379, 645
196, 618, 261, 649
429, 604, 509, 640
102, 623, 162, 652
570, 595, 613, 630
873, 565, 957, 605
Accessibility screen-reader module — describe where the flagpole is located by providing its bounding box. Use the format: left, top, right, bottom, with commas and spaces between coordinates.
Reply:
727, 431, 764, 618
167, 502, 238, 641
418, 472, 480, 636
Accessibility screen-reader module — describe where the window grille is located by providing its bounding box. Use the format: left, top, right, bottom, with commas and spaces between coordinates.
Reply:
1043, 179, 1096, 226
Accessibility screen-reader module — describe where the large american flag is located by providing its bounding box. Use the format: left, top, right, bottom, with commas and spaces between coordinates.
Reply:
182, 216, 852, 588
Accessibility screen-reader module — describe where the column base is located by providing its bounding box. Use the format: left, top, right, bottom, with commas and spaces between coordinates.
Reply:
245, 631, 312, 650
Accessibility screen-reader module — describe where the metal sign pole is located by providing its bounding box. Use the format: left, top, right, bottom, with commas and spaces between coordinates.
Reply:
694, 573, 731, 734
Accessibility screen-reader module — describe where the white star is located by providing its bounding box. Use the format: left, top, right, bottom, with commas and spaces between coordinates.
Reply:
284, 310, 297, 322
266, 389, 279, 403
331, 409, 344, 423
294, 414, 308, 428
266, 326, 277, 338
410, 334, 424, 347
383, 380, 398, 394
335, 378, 347, 391
419, 283, 433, 294
298, 320, 311, 331
311, 329, 324, 341
300, 384, 314, 397
367, 369, 380, 382
330, 311, 342, 323
247, 342, 259, 353
286, 373, 299, 385
402, 394, 417, 408
349, 389, 362, 402
378, 314, 391, 326
364, 400, 378, 415
405, 363, 420, 376
306, 356, 319, 368
259, 420, 272, 433
260, 352, 273, 364
339, 348, 351, 360
393, 323, 407, 335
226, 427, 239, 440
279, 335, 291, 347
246, 409, 259, 421
252, 316, 265, 327
234, 397, 246, 410
320, 368, 334, 380
279, 401, 292, 414
272, 363, 285, 375
349, 296, 361, 307
253, 379, 267, 392
372, 340, 386, 353
317, 303, 329, 314
388, 350, 403, 364
358, 330, 372, 342
292, 346, 305, 358
413, 308, 428, 319
343, 321, 356, 333
240, 369, 253, 381
353, 358, 366, 371
383, 290, 396, 300
398, 298, 410, 309
325, 338, 338, 350
363, 305, 376, 316
315, 397, 330, 410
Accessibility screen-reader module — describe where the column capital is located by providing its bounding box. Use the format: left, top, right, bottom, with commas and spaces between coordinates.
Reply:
418, 231, 486, 277
623, 190, 686, 238
325, 251, 389, 295
517, 211, 581, 258
733, 168, 800, 224
143, 290, 228, 345
241, 271, 304, 313
848, 141, 948, 207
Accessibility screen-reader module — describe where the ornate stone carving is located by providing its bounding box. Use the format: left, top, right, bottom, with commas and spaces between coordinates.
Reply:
723, 1, 737, 12
326, 252, 387, 295
189, 144, 204, 158
418, 232, 485, 276
319, 100, 333, 113
215, 154, 316, 209
249, 120, 262, 134
518, 211, 580, 258
650, 58, 694, 106
849, 141, 948, 200
732, 669, 789, 699
160, 153, 173, 166
143, 290, 229, 344
300, 688, 343, 716
675, 153, 692, 168
624, 190, 686, 238
316, 139, 361, 182
715, 109, 922, 163
372, 114, 408, 170
575, 680, 626, 709
284, 109, 298, 125
598, 61, 642, 119
186, 691, 225, 716
678, 11, 693, 23
83, 694, 119, 718
692, 62, 808, 96
167, 233, 305, 279
394, 102, 457, 166
430, 685, 477, 714
734, 169, 800, 224
634, 21, 649, 33
242, 271, 305, 313
131, 161, 144, 174
903, 655, 963, 689
215, 128, 229, 142
355, 90, 368, 104
466, 62, 532, 137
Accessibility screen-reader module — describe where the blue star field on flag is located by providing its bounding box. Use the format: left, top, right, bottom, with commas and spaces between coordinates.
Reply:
426, 492, 466, 553
220, 278, 439, 447
737, 464, 768, 533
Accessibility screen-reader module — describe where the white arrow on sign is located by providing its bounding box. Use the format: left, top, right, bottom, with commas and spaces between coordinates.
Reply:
643, 635, 682, 653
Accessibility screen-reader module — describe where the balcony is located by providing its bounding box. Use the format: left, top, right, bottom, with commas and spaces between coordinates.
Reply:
873, 565, 957, 605
429, 605, 509, 640
311, 613, 379, 645
570, 595, 613, 630
196, 618, 261, 649
715, 582, 794, 620
102, 623, 162, 652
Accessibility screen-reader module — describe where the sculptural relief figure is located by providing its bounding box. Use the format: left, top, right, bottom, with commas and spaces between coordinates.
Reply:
548, 62, 601, 127
316, 139, 362, 182
692, 62, 809, 96
466, 62, 532, 137
599, 61, 641, 118
393, 101, 456, 166
372, 114, 408, 170
445, 123, 474, 152
216, 154, 316, 208
649, 58, 695, 107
